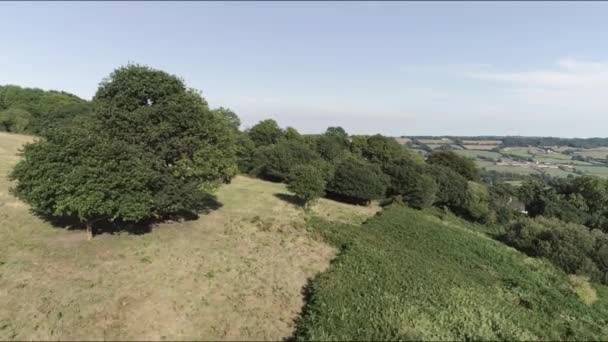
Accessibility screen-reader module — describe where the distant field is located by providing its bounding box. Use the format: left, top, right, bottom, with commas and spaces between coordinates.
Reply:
463, 144, 497, 150
575, 148, 608, 160
573, 165, 608, 178
417, 139, 452, 144
541, 167, 576, 178
502, 147, 534, 159
296, 207, 608, 340
476, 160, 540, 175
454, 149, 502, 160
0, 133, 379, 340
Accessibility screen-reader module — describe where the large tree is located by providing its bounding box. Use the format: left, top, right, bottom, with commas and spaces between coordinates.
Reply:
11, 64, 237, 237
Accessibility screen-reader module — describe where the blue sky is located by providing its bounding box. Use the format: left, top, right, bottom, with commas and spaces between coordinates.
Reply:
1, 2, 608, 137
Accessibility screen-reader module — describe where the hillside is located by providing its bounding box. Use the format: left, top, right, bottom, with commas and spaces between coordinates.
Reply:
0, 132, 378, 340
295, 206, 608, 340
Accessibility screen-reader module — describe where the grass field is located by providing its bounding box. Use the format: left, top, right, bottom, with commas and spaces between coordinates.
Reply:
454, 149, 502, 160
573, 165, 608, 178
295, 206, 608, 340
0, 132, 378, 340
476, 160, 541, 175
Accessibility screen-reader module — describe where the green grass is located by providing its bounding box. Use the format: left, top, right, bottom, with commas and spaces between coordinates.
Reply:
295, 206, 608, 341
541, 167, 576, 178
573, 165, 608, 178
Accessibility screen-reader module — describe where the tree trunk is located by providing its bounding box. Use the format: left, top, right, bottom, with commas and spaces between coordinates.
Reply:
86, 223, 93, 240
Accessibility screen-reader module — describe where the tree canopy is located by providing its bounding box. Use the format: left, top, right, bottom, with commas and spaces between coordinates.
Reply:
10, 64, 237, 233
327, 156, 388, 204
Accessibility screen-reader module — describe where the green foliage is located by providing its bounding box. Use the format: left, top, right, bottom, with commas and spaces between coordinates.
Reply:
316, 127, 350, 161
248, 119, 284, 147
519, 175, 608, 233
327, 156, 388, 204
361, 134, 423, 167
427, 150, 480, 181
465, 181, 493, 223
287, 165, 326, 207
295, 206, 608, 340
11, 123, 158, 222
428, 164, 469, 214
0, 107, 31, 132
283, 126, 303, 142
503, 217, 608, 284
0, 85, 90, 135
11, 64, 237, 227
252, 139, 323, 182
488, 183, 525, 223
235, 132, 257, 173
384, 157, 437, 209
213, 107, 241, 132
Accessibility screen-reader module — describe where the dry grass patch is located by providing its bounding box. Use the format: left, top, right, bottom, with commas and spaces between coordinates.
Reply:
568, 275, 598, 306
0, 134, 377, 340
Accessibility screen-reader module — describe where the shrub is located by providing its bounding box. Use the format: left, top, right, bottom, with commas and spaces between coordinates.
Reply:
252, 140, 323, 182
502, 217, 607, 283
287, 165, 327, 207
327, 156, 388, 205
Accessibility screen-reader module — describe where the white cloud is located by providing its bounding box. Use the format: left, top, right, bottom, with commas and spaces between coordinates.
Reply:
468, 58, 608, 89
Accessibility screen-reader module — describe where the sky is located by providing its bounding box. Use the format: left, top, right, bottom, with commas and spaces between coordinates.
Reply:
1, 1, 608, 137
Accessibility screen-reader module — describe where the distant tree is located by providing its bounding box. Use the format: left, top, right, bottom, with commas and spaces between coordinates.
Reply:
316, 127, 350, 161
248, 119, 284, 146
252, 140, 322, 182
362, 134, 423, 167
427, 150, 480, 181
283, 126, 304, 142
327, 156, 388, 205
11, 64, 237, 237
287, 164, 327, 208
349, 135, 368, 156
324, 126, 348, 140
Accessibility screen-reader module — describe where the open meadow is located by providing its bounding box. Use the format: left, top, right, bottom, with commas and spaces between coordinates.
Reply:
0, 132, 378, 340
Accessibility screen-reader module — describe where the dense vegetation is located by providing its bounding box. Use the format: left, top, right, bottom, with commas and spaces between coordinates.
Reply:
295, 206, 608, 340
0, 85, 91, 135
9, 65, 237, 236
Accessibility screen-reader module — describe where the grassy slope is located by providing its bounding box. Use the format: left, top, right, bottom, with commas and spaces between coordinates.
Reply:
296, 206, 608, 341
0, 132, 378, 340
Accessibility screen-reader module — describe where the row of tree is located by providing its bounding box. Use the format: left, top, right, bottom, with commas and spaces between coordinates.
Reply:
235, 119, 521, 225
